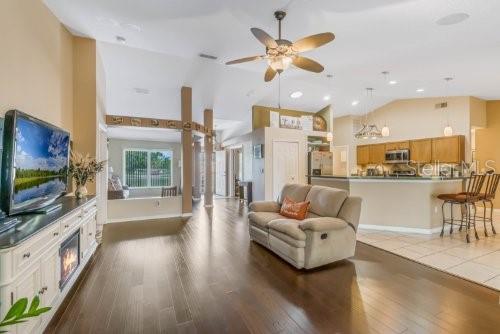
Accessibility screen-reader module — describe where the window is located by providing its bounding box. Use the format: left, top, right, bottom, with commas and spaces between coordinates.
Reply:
124, 149, 172, 188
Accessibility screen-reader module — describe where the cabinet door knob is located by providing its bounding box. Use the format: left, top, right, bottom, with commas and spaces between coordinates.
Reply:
53, 232, 59, 237
89, 232, 93, 236
64, 224, 69, 228
23, 252, 30, 258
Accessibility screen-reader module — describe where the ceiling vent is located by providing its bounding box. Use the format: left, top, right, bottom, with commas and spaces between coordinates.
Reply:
134, 88, 150, 95
435, 102, 448, 109
199, 53, 218, 60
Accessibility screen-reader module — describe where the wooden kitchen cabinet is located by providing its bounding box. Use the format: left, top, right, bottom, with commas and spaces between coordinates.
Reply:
369, 144, 386, 164
357, 145, 370, 165
385, 140, 410, 151
431, 135, 465, 163
410, 139, 432, 163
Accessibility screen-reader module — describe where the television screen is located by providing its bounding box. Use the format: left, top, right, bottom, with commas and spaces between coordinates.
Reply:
1, 110, 70, 215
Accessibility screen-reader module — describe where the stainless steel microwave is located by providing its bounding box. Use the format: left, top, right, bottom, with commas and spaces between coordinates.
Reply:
385, 149, 410, 164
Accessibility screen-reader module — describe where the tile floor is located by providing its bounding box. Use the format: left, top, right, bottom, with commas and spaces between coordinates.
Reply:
357, 210, 500, 291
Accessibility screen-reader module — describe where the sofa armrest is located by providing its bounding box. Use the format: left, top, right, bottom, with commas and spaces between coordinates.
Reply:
299, 217, 348, 232
337, 197, 362, 231
248, 201, 280, 213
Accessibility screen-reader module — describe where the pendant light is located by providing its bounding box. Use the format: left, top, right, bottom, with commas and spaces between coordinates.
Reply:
354, 88, 382, 139
443, 77, 453, 136
380, 71, 391, 137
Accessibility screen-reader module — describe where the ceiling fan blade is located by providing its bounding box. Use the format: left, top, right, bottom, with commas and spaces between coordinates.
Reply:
226, 55, 263, 65
293, 32, 335, 52
251, 28, 278, 49
264, 67, 277, 82
292, 56, 324, 73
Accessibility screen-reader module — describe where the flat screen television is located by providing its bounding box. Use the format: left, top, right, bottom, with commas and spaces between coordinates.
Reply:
1, 110, 70, 215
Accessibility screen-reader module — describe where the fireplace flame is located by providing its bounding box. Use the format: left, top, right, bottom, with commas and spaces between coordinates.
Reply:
62, 248, 78, 280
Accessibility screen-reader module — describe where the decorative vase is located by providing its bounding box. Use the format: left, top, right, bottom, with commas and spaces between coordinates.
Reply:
75, 185, 88, 199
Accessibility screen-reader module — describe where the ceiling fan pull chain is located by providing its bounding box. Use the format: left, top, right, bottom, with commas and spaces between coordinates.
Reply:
278, 74, 281, 109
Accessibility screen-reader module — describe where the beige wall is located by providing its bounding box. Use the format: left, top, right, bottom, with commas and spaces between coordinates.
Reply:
1, 0, 99, 194
470, 96, 487, 128
476, 101, 500, 207
0, 0, 74, 132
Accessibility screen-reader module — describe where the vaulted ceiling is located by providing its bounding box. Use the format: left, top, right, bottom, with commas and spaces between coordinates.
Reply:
44, 0, 500, 140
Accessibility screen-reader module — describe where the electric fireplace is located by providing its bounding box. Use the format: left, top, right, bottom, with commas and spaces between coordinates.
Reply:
59, 230, 80, 290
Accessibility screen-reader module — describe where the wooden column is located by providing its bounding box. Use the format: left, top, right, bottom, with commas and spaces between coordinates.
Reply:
204, 109, 214, 207
181, 87, 192, 215
192, 140, 201, 199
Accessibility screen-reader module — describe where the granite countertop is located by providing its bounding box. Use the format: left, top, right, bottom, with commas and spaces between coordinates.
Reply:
0, 195, 96, 250
307, 175, 466, 181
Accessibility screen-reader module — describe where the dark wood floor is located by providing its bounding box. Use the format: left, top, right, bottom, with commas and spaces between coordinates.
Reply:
46, 199, 500, 334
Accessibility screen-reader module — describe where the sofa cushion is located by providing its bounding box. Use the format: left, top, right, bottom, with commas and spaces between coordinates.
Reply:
248, 212, 284, 229
269, 229, 306, 248
280, 197, 309, 220
268, 219, 307, 241
278, 184, 312, 204
305, 186, 348, 218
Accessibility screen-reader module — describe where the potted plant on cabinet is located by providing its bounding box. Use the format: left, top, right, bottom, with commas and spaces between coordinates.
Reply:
0, 296, 51, 333
68, 152, 105, 199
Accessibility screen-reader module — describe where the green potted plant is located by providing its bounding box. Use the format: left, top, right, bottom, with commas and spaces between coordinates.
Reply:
0, 296, 51, 333
68, 152, 105, 199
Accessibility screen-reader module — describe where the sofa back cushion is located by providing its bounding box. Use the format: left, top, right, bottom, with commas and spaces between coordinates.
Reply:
278, 184, 311, 204
279, 197, 310, 220
305, 186, 348, 218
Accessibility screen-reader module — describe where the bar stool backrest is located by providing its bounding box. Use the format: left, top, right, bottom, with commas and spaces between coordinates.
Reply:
465, 173, 486, 201
484, 173, 500, 200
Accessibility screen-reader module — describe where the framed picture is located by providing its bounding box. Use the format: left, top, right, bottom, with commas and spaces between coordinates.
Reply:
280, 115, 302, 130
253, 144, 264, 159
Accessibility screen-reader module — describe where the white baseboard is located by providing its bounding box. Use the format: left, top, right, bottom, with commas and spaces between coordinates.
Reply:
181, 213, 192, 218
358, 224, 442, 235
106, 213, 182, 224
204, 204, 214, 208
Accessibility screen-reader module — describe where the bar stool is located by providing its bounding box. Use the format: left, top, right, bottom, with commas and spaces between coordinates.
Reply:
480, 172, 499, 236
438, 173, 486, 243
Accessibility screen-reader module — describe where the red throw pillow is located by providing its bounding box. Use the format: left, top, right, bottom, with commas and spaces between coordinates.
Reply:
280, 196, 310, 220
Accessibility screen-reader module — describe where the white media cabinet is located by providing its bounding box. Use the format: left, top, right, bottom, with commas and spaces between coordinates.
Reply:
0, 196, 98, 334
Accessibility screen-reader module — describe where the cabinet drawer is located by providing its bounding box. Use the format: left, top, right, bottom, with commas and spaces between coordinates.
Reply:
61, 210, 83, 236
13, 223, 60, 275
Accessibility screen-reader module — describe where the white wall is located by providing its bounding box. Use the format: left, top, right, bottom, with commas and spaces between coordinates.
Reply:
107, 196, 182, 223
108, 138, 182, 197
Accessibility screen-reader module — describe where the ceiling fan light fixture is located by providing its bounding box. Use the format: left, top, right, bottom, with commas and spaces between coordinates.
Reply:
290, 91, 303, 99
268, 56, 293, 71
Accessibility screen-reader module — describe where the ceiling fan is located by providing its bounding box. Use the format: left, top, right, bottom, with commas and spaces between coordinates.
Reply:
225, 11, 335, 82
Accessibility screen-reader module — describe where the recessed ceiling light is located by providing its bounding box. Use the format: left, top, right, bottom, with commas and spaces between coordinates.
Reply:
116, 36, 126, 44
436, 13, 470, 26
416, 88, 425, 93
290, 91, 303, 99
323, 95, 331, 101
351, 100, 359, 106
388, 80, 397, 85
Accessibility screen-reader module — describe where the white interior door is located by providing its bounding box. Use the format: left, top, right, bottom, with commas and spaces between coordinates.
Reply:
215, 150, 227, 196
272, 141, 299, 200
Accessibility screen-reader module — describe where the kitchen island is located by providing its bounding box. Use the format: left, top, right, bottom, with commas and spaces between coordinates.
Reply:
309, 175, 465, 234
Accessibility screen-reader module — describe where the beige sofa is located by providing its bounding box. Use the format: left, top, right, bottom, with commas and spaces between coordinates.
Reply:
248, 184, 362, 269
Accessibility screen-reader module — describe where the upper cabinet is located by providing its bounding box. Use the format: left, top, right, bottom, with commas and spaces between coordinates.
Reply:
369, 144, 386, 164
356, 135, 465, 165
431, 135, 465, 163
385, 140, 409, 151
357, 145, 370, 165
410, 139, 432, 163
